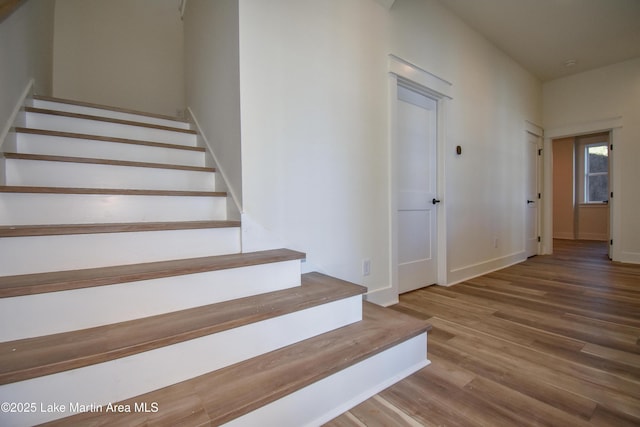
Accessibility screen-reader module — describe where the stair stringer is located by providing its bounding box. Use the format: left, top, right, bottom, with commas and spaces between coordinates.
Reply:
0, 79, 34, 185
186, 107, 296, 256
186, 107, 242, 221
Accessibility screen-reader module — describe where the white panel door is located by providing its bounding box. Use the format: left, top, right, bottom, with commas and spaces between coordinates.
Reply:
525, 131, 540, 257
397, 85, 438, 294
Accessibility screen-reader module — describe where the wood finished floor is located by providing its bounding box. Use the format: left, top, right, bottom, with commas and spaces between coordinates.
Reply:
325, 240, 640, 426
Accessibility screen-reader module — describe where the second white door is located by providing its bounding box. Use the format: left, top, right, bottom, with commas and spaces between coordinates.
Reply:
397, 84, 438, 294
525, 131, 540, 257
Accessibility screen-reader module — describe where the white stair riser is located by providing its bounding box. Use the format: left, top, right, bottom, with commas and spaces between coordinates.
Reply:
0, 193, 227, 225
0, 260, 301, 341
25, 112, 197, 146
30, 99, 192, 130
0, 227, 241, 275
16, 133, 205, 167
5, 158, 215, 191
0, 297, 363, 427
227, 334, 429, 427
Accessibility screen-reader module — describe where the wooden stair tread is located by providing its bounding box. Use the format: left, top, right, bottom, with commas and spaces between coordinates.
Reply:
25, 107, 196, 135
3, 152, 215, 173
32, 95, 191, 124
41, 299, 430, 426
15, 127, 205, 152
0, 185, 226, 197
0, 272, 364, 385
0, 220, 241, 238
0, 248, 305, 298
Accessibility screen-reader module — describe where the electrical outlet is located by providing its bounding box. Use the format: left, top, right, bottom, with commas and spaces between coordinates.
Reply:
362, 259, 371, 276
493, 237, 499, 248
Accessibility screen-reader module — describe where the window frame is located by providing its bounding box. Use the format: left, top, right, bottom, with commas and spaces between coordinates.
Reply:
583, 142, 609, 204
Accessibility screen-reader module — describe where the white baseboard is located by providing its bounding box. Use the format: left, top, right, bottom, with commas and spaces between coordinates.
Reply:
619, 251, 640, 265
553, 232, 574, 240
365, 285, 398, 307
366, 251, 528, 302
446, 251, 526, 286
576, 233, 608, 241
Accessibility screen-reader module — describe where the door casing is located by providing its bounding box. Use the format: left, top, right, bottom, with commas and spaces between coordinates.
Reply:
387, 55, 451, 302
525, 131, 542, 257
396, 84, 439, 293
542, 117, 622, 259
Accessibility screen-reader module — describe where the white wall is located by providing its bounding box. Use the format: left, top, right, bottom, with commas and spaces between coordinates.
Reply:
239, 0, 392, 294
53, 0, 184, 117
238, 0, 542, 300
183, 0, 243, 211
543, 57, 640, 263
0, 0, 54, 134
389, 0, 542, 284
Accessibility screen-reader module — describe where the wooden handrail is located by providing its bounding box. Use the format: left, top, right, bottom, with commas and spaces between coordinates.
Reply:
0, 0, 26, 23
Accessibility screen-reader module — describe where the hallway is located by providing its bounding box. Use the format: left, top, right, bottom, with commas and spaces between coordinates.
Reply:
327, 240, 640, 426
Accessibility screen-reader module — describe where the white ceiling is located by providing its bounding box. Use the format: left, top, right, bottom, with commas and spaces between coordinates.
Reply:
434, 0, 640, 82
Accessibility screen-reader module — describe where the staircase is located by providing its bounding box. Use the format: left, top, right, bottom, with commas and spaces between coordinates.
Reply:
0, 96, 430, 426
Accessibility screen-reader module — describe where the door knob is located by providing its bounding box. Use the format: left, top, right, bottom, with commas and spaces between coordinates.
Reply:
432, 198, 441, 205
527, 200, 535, 204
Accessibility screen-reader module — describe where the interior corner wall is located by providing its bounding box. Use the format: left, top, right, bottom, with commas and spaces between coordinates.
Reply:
52, 0, 184, 117
0, 0, 54, 128
238, 0, 391, 295
543, 57, 640, 263
183, 0, 242, 209
389, 0, 543, 284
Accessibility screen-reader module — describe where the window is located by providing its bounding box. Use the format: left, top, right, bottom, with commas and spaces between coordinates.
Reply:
584, 142, 608, 203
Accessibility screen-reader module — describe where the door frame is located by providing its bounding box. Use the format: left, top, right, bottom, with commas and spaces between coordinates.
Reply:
387, 55, 452, 303
525, 123, 543, 257
542, 117, 622, 259
395, 83, 439, 293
